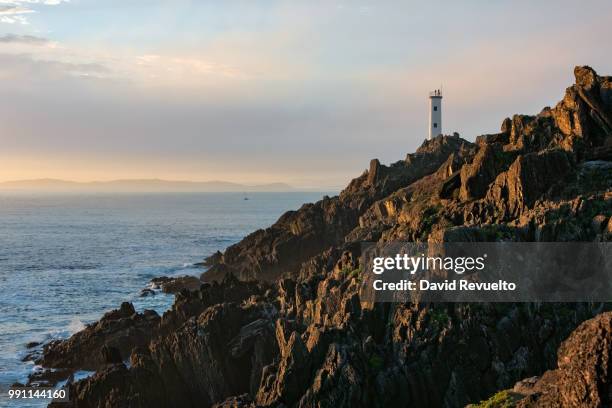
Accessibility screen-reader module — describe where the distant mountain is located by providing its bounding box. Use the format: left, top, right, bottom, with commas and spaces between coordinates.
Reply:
0, 178, 295, 192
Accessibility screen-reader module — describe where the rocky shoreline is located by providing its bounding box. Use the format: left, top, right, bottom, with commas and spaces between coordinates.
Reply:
22, 66, 612, 407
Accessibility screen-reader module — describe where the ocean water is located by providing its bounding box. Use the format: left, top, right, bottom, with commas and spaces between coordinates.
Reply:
0, 192, 326, 407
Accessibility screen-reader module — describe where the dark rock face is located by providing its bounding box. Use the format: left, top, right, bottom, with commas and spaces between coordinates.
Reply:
473, 312, 612, 407
45, 66, 612, 408
40, 302, 158, 372
47, 276, 277, 407
459, 144, 511, 201
520, 311, 612, 407
484, 149, 575, 220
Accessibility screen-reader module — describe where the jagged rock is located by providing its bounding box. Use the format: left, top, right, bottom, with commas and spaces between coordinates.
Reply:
439, 171, 461, 199
256, 331, 310, 405
140, 288, 156, 297
501, 117, 513, 133
367, 159, 381, 185
51, 277, 278, 408
202, 250, 223, 267
592, 214, 609, 232
474, 312, 612, 407
523, 311, 612, 407
547, 65, 612, 154
485, 149, 574, 219
38, 302, 158, 373
101, 345, 123, 365
459, 144, 511, 201
150, 275, 202, 293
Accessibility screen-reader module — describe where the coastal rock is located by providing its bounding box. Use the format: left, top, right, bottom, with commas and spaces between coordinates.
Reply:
150, 275, 202, 293
49, 66, 612, 408
57, 300, 279, 408
140, 288, 156, 297
37, 302, 159, 376
201, 250, 223, 267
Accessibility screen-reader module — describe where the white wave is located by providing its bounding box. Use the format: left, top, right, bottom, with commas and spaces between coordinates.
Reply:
68, 317, 86, 334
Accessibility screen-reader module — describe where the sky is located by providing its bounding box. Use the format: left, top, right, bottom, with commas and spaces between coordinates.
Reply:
0, 1, 611, 189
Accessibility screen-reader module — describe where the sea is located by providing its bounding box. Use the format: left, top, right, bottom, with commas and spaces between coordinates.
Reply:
0, 192, 327, 407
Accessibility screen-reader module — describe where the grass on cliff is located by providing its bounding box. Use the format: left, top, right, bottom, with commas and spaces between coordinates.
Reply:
340, 265, 363, 282
470, 390, 522, 408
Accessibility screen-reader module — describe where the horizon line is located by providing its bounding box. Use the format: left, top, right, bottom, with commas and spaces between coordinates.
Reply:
0, 177, 343, 192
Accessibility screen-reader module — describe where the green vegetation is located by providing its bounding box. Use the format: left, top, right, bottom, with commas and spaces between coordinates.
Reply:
430, 308, 449, 327
368, 355, 384, 371
340, 265, 353, 276
340, 265, 363, 281
349, 265, 363, 280
481, 225, 516, 241
420, 204, 442, 239
471, 390, 517, 408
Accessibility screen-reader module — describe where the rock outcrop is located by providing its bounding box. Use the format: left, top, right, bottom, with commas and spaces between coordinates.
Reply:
471, 311, 612, 407
40, 303, 159, 373
202, 134, 476, 283
150, 275, 202, 293
44, 66, 612, 408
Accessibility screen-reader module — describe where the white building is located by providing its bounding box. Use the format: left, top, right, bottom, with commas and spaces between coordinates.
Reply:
428, 89, 442, 140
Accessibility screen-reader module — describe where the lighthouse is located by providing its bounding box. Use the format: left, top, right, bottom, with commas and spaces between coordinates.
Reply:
428, 89, 442, 140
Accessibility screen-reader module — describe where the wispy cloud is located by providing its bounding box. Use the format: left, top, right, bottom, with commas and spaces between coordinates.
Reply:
0, 0, 67, 24
0, 4, 33, 24
0, 33, 49, 44
0, 0, 68, 5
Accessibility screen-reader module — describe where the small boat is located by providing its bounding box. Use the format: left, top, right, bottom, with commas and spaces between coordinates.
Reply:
244, 197, 249, 201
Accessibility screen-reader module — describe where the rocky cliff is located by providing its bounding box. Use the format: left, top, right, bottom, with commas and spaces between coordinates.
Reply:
41, 66, 612, 408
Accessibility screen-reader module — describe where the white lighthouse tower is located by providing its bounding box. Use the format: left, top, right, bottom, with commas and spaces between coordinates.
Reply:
428, 89, 442, 140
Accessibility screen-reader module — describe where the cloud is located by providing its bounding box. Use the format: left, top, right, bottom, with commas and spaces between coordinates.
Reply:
0, 33, 49, 44
0, 15, 27, 23
0, 0, 68, 5
0, 4, 34, 23
0, 0, 67, 24
0, 4, 35, 15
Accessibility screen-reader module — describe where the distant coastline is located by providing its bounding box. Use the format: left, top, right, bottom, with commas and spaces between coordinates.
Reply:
0, 178, 301, 193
